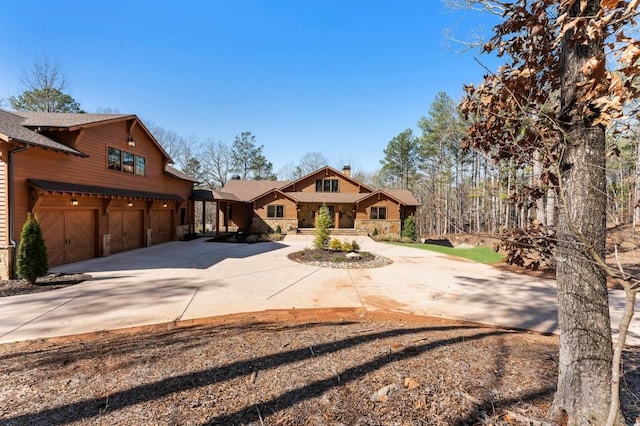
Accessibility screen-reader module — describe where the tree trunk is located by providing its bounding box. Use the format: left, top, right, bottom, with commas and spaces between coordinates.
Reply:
551, 1, 621, 423
634, 138, 640, 230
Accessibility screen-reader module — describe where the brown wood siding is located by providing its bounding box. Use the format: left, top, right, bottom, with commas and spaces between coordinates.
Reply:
11, 120, 193, 249
356, 195, 401, 220
283, 170, 367, 194
253, 193, 297, 219
0, 145, 7, 245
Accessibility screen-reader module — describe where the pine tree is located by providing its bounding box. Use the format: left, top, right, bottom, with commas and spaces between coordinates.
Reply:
16, 214, 48, 284
313, 204, 333, 249
402, 215, 417, 241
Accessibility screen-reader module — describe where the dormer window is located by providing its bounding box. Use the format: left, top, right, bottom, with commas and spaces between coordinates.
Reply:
315, 179, 338, 192
108, 147, 146, 176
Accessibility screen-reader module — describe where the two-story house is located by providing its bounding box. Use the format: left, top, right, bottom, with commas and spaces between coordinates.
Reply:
0, 110, 197, 279
213, 166, 419, 235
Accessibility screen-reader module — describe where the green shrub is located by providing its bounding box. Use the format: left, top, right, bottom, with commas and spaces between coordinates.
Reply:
330, 238, 343, 251
372, 228, 379, 237
351, 240, 360, 252
246, 234, 258, 243
341, 240, 353, 252
274, 224, 282, 234
314, 204, 333, 249
16, 213, 48, 285
402, 215, 417, 241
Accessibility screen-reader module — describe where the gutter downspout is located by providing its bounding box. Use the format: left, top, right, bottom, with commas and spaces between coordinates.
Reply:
8, 143, 30, 279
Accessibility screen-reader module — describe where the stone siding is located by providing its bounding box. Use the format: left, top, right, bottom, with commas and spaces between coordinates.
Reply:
0, 245, 14, 280
251, 217, 298, 234
176, 225, 190, 240
355, 219, 401, 236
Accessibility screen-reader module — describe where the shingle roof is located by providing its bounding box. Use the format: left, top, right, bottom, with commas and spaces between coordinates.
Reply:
12, 111, 133, 128
164, 165, 199, 182
384, 189, 421, 206
28, 179, 185, 202
211, 190, 241, 202
219, 179, 291, 202
217, 174, 421, 207
0, 110, 84, 156
285, 192, 365, 204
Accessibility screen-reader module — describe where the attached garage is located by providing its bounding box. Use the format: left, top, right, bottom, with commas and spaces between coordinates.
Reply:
150, 209, 173, 245
108, 209, 144, 254
39, 209, 96, 266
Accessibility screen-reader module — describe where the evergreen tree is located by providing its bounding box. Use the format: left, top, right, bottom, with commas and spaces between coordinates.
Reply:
16, 214, 48, 284
402, 215, 417, 241
313, 204, 333, 249
379, 129, 421, 190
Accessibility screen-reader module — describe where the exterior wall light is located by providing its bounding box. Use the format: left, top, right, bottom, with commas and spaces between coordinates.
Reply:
71, 198, 79, 206
163, 203, 168, 208
127, 201, 133, 207
127, 136, 136, 147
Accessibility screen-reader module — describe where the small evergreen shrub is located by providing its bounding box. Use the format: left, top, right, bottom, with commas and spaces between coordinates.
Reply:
330, 238, 343, 251
341, 240, 353, 252
314, 204, 333, 249
274, 224, 282, 234
351, 240, 360, 252
372, 228, 379, 237
402, 215, 417, 241
16, 213, 48, 285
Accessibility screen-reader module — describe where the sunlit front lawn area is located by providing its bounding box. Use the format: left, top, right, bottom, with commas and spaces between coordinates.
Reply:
383, 241, 504, 264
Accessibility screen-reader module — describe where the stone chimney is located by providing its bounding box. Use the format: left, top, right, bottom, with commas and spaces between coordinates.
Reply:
342, 165, 351, 177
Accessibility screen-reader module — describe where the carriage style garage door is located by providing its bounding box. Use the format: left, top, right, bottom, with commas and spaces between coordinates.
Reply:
150, 209, 173, 244
109, 209, 144, 254
39, 209, 96, 266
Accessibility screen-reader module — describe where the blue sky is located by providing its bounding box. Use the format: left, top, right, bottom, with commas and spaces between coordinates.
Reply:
0, 1, 500, 175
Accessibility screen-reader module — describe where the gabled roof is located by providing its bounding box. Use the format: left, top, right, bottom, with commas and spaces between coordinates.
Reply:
12, 111, 134, 129
218, 179, 291, 202
355, 190, 420, 206
0, 110, 85, 156
279, 165, 373, 193
216, 167, 421, 207
10, 111, 172, 162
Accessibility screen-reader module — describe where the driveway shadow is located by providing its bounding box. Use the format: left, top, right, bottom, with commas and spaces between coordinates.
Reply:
50, 239, 289, 274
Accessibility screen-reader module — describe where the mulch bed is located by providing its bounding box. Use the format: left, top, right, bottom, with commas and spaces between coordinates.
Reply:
288, 248, 392, 269
0, 273, 91, 297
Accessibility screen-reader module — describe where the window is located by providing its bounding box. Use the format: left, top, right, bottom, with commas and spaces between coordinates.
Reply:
123, 151, 134, 174
107, 146, 146, 176
135, 156, 146, 176
370, 206, 387, 220
108, 147, 121, 171
267, 205, 284, 218
315, 178, 338, 192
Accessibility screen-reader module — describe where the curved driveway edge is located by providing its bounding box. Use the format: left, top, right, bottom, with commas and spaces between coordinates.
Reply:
0, 235, 638, 345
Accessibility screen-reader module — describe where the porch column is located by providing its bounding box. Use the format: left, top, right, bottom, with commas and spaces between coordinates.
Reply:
201, 200, 206, 234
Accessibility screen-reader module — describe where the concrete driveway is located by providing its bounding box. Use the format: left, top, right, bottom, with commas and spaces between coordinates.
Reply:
1, 235, 638, 345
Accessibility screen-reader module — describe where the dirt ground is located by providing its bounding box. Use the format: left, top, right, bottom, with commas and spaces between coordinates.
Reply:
1, 309, 639, 426
2, 227, 640, 424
